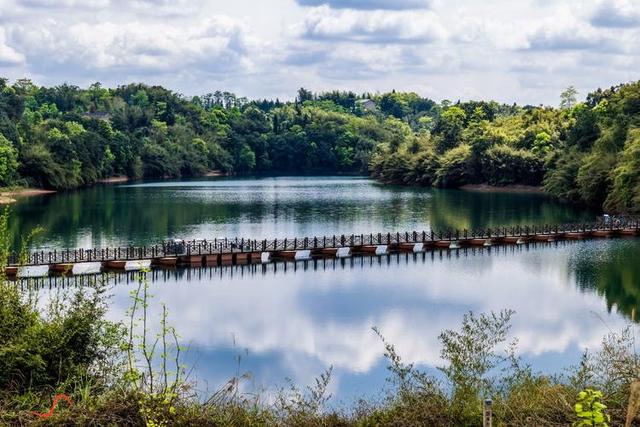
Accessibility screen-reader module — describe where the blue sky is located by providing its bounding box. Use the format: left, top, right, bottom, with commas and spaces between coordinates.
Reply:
0, 0, 638, 104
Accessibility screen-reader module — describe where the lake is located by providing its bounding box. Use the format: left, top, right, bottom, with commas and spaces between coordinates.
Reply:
12, 176, 639, 403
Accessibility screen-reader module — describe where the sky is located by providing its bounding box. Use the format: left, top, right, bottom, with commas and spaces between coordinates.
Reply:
0, 0, 638, 105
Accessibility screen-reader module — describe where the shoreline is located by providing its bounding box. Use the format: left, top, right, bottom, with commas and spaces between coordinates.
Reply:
460, 184, 545, 194
97, 176, 129, 184
204, 170, 226, 177
98, 170, 227, 184
0, 171, 233, 204
0, 188, 56, 205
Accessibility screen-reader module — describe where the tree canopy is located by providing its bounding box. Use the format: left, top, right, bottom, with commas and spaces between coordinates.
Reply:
1, 78, 640, 212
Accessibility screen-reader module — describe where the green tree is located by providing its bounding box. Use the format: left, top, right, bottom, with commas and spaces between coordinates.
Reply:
436, 106, 467, 153
0, 134, 18, 186
297, 87, 313, 104
435, 144, 472, 188
605, 129, 640, 212
576, 152, 616, 207
235, 143, 256, 172
543, 148, 584, 203
532, 131, 552, 155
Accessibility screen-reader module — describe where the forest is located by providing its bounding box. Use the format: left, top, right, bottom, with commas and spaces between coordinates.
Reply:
369, 83, 640, 214
0, 77, 639, 212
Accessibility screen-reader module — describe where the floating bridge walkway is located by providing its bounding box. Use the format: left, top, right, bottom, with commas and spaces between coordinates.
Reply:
7, 219, 640, 279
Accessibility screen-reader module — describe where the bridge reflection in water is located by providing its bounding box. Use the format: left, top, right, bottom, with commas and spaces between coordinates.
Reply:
18, 239, 579, 289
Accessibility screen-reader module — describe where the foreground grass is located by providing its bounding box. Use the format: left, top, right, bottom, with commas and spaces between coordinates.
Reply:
1, 273, 638, 426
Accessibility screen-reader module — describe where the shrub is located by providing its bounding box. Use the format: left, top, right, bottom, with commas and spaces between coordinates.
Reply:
481, 145, 544, 186
574, 389, 610, 427
435, 144, 472, 188
409, 148, 440, 186
0, 276, 123, 398
369, 149, 415, 185
0, 207, 124, 418
141, 143, 180, 178
18, 144, 68, 189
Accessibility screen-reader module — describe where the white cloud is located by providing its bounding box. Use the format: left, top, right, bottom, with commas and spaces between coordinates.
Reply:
283, 41, 460, 82
525, 26, 611, 51
97, 243, 629, 391
450, 17, 529, 51
0, 0, 637, 104
0, 27, 23, 66
467, 7, 617, 52
8, 16, 256, 76
296, 0, 432, 10
124, 0, 207, 17
590, 0, 640, 28
15, 0, 110, 9
295, 6, 446, 44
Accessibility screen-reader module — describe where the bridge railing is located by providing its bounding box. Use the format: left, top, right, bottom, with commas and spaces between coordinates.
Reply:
10, 217, 640, 266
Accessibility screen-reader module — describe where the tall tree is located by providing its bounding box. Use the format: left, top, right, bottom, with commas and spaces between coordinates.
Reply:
297, 88, 314, 104
560, 86, 579, 110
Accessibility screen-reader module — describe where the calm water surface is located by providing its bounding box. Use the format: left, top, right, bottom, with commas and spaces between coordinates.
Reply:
13, 176, 595, 250
15, 177, 639, 403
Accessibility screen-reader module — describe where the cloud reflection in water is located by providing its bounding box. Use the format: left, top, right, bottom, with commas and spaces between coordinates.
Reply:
91, 240, 630, 401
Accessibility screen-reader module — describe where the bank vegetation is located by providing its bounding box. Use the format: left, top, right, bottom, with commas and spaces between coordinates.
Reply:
0, 79, 639, 212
